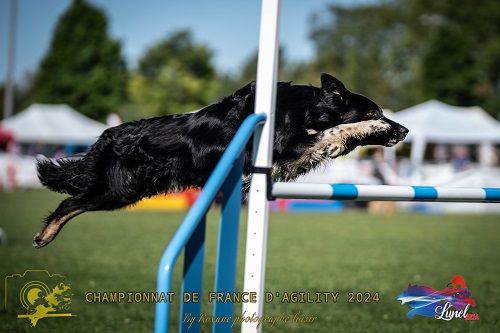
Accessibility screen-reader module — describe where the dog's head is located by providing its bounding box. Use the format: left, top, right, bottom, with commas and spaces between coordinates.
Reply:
311, 73, 408, 148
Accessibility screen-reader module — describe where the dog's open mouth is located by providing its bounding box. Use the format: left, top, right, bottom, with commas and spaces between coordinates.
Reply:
383, 139, 400, 147
383, 133, 408, 147
382, 128, 409, 147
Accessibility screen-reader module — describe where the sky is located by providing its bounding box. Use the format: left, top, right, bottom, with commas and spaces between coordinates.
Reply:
0, 0, 369, 84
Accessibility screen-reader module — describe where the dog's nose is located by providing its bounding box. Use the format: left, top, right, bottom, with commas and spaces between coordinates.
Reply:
399, 126, 409, 139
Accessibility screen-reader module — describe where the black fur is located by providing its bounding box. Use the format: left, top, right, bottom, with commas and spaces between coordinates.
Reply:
34, 73, 408, 248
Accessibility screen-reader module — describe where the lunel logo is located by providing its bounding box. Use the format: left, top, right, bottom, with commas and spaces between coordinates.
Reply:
396, 275, 479, 321
4, 270, 76, 327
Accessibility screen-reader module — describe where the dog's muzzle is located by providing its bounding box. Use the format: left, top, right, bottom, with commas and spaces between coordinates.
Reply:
396, 125, 409, 141
381, 117, 408, 147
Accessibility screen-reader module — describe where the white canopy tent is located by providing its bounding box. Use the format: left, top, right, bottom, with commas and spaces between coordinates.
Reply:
1, 104, 108, 145
389, 100, 500, 166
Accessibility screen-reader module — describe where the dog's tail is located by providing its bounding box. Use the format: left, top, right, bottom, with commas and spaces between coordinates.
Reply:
37, 154, 93, 195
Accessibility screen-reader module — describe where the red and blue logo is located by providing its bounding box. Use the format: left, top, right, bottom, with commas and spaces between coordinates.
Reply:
396, 275, 479, 321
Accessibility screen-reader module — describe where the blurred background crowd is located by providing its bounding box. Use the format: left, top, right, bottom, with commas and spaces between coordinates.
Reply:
1, 0, 499, 214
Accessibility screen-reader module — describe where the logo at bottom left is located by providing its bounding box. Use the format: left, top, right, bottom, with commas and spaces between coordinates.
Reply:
4, 269, 76, 327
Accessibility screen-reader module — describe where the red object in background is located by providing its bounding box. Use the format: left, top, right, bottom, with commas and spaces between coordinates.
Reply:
0, 126, 14, 150
185, 189, 200, 206
276, 199, 288, 212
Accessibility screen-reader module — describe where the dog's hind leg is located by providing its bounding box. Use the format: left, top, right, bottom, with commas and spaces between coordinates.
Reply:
33, 196, 94, 248
33, 188, 145, 248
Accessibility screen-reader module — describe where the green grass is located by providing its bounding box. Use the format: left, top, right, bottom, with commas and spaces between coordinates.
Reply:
1, 189, 499, 332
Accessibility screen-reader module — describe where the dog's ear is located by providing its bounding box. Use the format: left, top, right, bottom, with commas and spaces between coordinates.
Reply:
320, 73, 346, 97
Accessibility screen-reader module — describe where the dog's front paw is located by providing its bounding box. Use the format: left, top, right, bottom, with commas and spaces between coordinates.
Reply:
316, 129, 345, 159
326, 144, 344, 158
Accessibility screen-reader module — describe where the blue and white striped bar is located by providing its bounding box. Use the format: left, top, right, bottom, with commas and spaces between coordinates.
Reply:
272, 183, 500, 203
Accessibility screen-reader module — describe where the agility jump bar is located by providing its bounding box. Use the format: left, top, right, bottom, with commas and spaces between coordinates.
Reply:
272, 183, 500, 203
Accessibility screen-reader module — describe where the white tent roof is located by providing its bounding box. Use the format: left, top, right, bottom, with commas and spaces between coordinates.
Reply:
393, 100, 500, 143
1, 104, 108, 145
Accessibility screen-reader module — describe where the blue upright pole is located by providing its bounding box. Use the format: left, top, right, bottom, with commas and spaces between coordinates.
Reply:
180, 215, 206, 333
154, 113, 265, 333
213, 153, 245, 332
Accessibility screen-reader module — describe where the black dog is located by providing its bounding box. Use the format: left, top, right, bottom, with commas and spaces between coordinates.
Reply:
34, 73, 407, 248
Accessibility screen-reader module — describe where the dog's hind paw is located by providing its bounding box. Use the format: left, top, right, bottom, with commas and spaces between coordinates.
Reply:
33, 232, 46, 248
32, 230, 55, 249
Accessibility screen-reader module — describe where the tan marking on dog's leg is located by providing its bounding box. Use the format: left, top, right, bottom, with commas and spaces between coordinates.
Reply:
33, 209, 83, 248
316, 119, 391, 153
281, 120, 391, 180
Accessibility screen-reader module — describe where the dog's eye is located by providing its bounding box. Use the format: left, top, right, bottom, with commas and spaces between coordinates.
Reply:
366, 111, 383, 120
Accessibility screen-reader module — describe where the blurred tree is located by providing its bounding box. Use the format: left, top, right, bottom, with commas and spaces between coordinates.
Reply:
415, 0, 500, 113
308, 0, 500, 116
309, 3, 423, 110
421, 24, 481, 106
31, 0, 127, 120
216, 46, 290, 98
237, 47, 289, 83
129, 30, 218, 117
